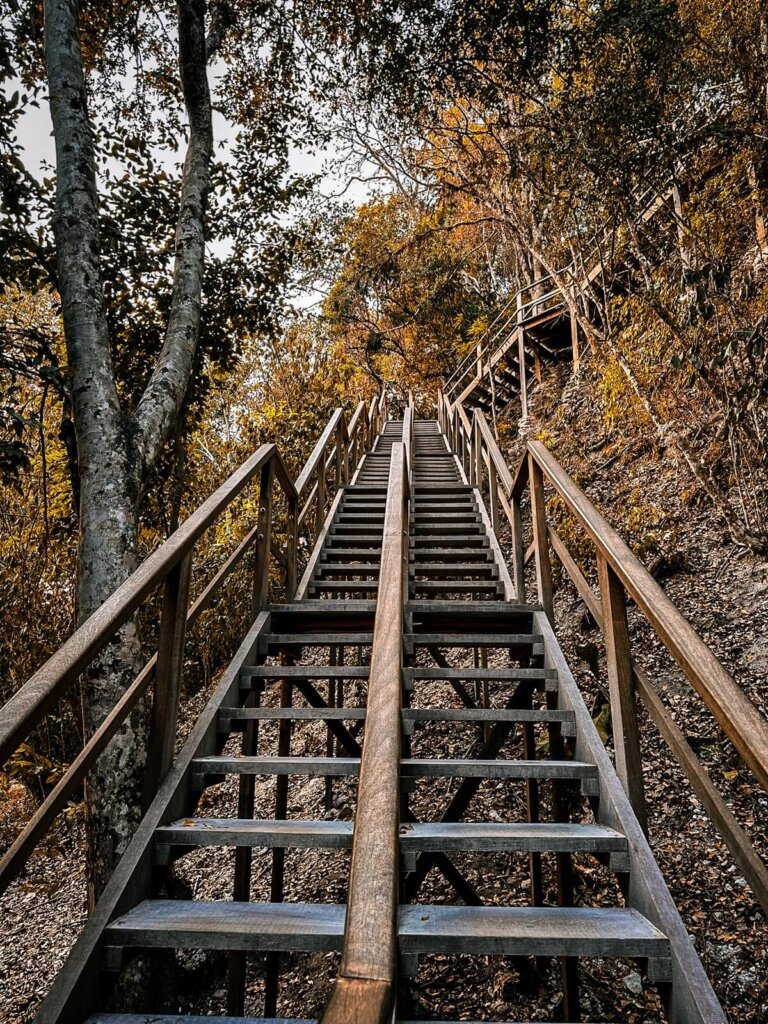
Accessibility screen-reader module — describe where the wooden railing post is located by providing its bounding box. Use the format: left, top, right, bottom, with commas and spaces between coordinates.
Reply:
597, 553, 648, 831
472, 414, 482, 488
528, 454, 554, 622
285, 491, 298, 601
335, 423, 345, 489
511, 492, 526, 604
487, 456, 500, 535
253, 457, 275, 615
143, 551, 193, 807
315, 457, 326, 540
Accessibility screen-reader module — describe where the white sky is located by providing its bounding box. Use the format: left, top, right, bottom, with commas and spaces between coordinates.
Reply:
11, 76, 378, 311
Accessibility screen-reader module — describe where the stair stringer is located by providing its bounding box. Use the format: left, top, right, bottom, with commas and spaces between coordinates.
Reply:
537, 609, 725, 1023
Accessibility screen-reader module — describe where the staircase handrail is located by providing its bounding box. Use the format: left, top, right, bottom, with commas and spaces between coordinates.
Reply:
321, 442, 408, 1024
0, 400, 374, 897
439, 397, 768, 915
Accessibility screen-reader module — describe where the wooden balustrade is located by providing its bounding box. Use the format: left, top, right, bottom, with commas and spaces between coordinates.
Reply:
321, 442, 408, 1024
438, 391, 768, 915
0, 398, 379, 898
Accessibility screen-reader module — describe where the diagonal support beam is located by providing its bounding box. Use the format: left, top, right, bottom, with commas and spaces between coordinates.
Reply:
404, 681, 535, 903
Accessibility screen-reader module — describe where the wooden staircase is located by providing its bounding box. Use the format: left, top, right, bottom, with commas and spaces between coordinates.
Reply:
7, 402, 767, 1024
444, 186, 675, 418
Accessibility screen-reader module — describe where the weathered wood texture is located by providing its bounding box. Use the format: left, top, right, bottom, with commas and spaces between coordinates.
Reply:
321, 443, 407, 1024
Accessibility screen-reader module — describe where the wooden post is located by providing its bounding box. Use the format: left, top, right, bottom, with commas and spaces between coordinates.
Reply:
517, 327, 528, 420
487, 457, 500, 536
528, 455, 554, 623
516, 291, 528, 421
522, 719, 544, 909
511, 494, 526, 603
336, 423, 347, 488
597, 553, 648, 832
472, 415, 482, 488
227, 678, 263, 1013
315, 457, 327, 540
265, 656, 294, 1016
547, 690, 580, 1019
143, 552, 192, 807
285, 492, 298, 601
253, 458, 275, 616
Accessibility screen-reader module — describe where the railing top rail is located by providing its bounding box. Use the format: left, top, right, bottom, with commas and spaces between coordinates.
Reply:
473, 410, 514, 495
347, 400, 366, 439
322, 442, 406, 1024
527, 438, 768, 794
0, 442, 282, 764
295, 407, 344, 496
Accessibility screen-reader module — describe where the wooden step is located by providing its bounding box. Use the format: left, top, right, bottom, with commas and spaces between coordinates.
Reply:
403, 666, 556, 687
219, 706, 366, 729
189, 756, 595, 788
327, 534, 383, 545
308, 581, 379, 593
87, 1016, 314, 1024
397, 905, 669, 962
412, 513, 480, 521
411, 549, 493, 562
104, 900, 345, 952
399, 822, 627, 855
406, 632, 543, 651
261, 632, 373, 650
240, 665, 369, 683
401, 759, 598, 792
191, 756, 361, 784
319, 564, 381, 575
413, 536, 489, 547
410, 564, 497, 577
155, 817, 354, 853
402, 707, 574, 735
411, 581, 503, 594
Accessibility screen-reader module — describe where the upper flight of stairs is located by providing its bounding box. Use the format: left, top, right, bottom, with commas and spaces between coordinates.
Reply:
34, 415, 724, 1024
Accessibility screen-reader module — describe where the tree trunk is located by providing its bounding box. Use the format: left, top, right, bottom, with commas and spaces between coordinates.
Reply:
45, 0, 215, 903
45, 0, 147, 905
78, 470, 146, 906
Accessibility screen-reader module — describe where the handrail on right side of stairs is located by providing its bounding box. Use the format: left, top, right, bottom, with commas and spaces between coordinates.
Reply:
438, 391, 768, 917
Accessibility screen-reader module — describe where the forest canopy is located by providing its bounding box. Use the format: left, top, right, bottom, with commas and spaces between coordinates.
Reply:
1, 0, 768, 894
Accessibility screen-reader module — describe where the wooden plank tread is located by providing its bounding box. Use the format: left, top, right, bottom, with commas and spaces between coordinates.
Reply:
220, 706, 366, 724
402, 707, 574, 731
241, 666, 369, 680
155, 817, 353, 849
192, 756, 360, 777
408, 633, 542, 647
401, 758, 597, 781
262, 633, 373, 646
86, 1017, 315, 1024
397, 905, 668, 958
104, 900, 345, 952
399, 822, 626, 854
